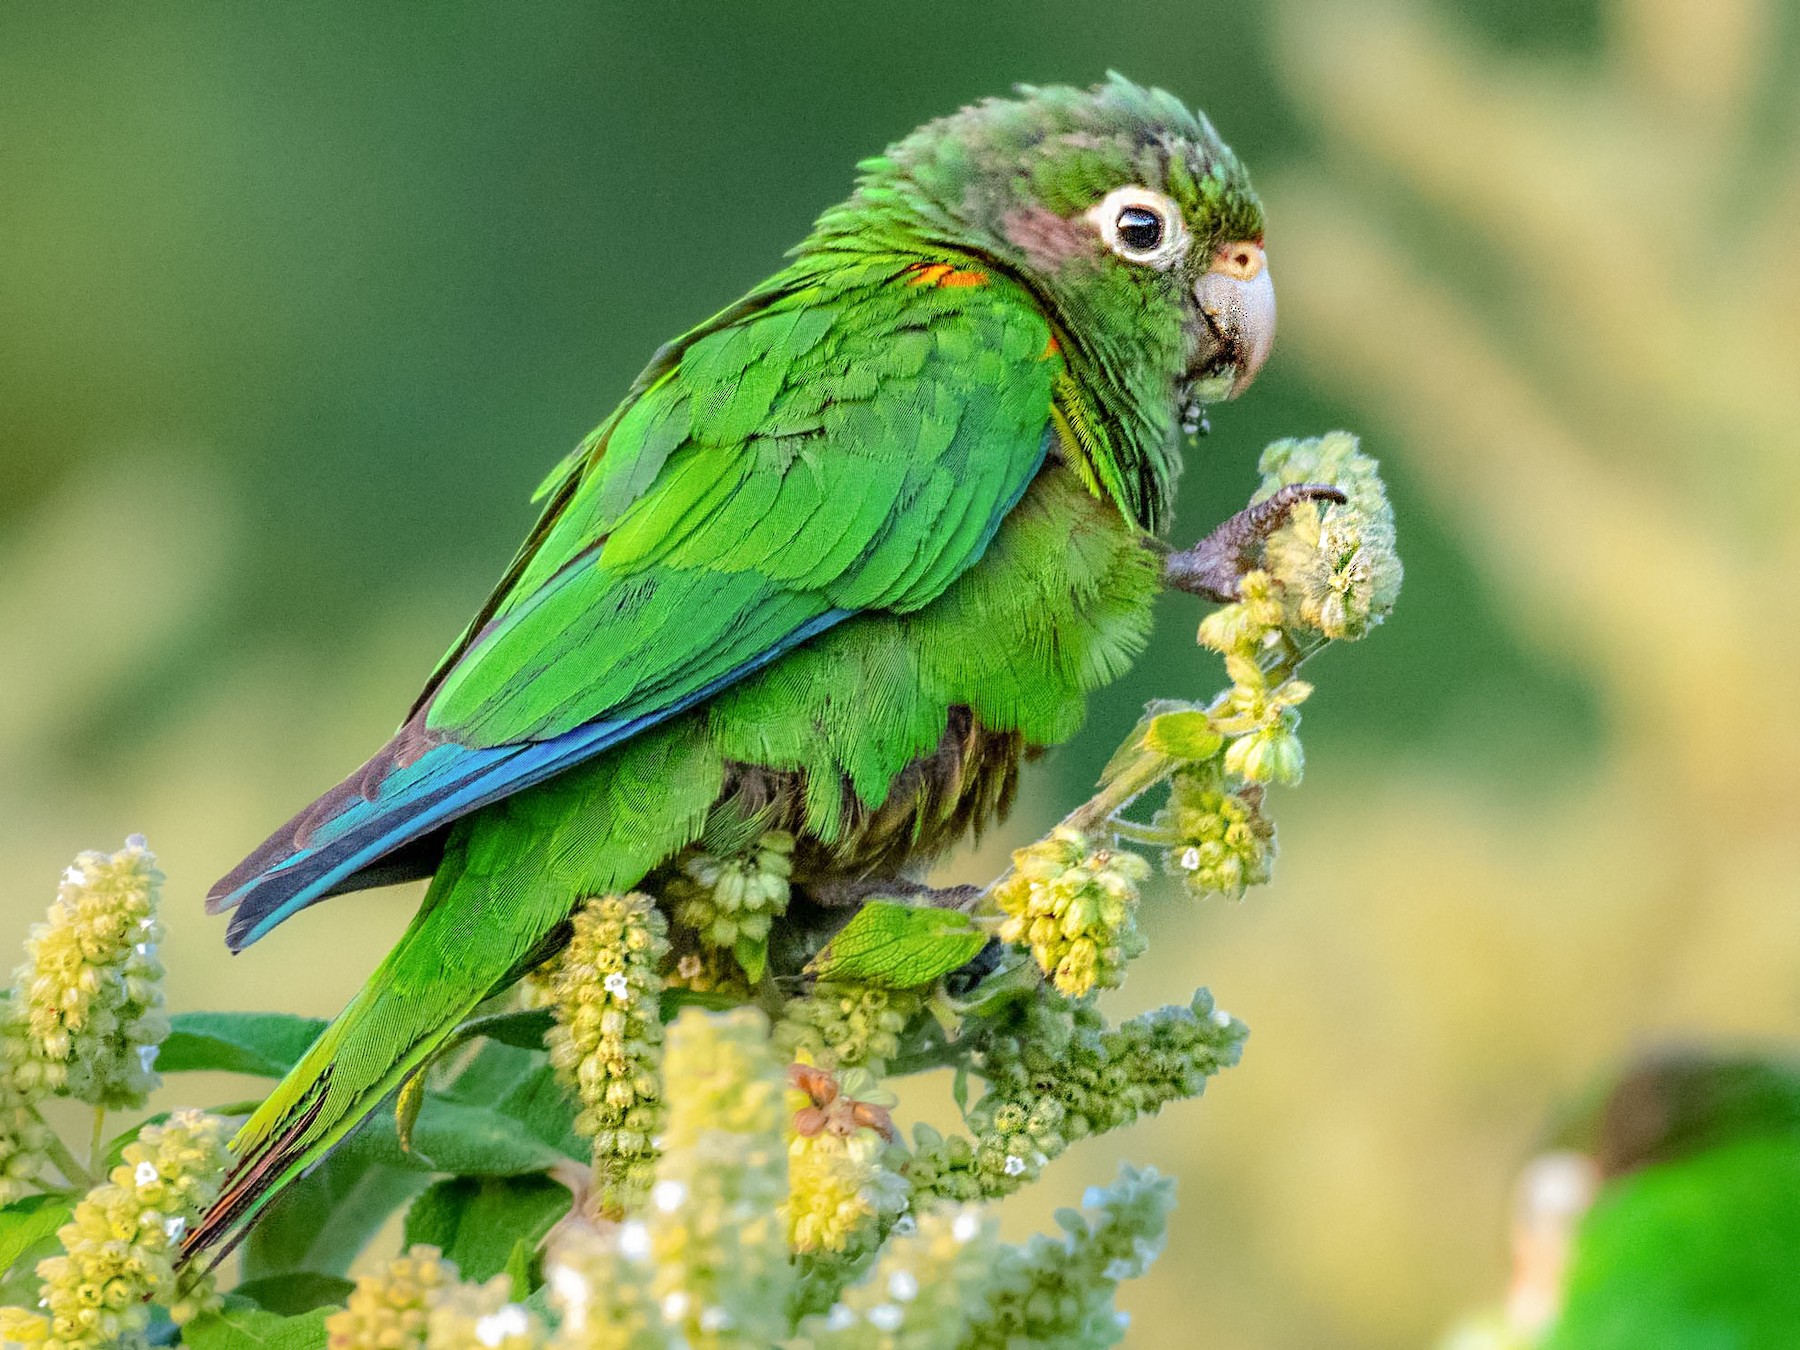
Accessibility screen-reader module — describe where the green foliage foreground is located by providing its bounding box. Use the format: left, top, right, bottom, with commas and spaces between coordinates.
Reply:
0, 434, 1398, 1349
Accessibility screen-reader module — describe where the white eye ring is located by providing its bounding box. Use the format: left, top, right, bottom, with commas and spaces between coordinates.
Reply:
1086, 186, 1188, 270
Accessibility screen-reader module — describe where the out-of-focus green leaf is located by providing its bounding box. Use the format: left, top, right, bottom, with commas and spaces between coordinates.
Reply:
492, 1063, 585, 1162
806, 901, 987, 989
0, 1194, 73, 1276
735, 934, 769, 985
241, 1134, 429, 1281
432, 1040, 584, 1164
158, 1012, 328, 1078
232, 1273, 357, 1316
403, 1175, 569, 1283
181, 1301, 330, 1350
504, 1238, 536, 1301
452, 1007, 554, 1052
360, 1093, 571, 1176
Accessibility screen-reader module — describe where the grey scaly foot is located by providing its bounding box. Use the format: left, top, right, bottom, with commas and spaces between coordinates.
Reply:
806, 875, 985, 912
1163, 482, 1347, 603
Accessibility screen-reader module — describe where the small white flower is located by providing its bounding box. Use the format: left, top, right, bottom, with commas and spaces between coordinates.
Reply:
1003, 1154, 1026, 1177
1179, 846, 1202, 871
699, 1306, 731, 1332
951, 1210, 979, 1243
62, 867, 88, 888
1104, 1257, 1137, 1281
602, 971, 631, 1000
548, 1264, 589, 1330
660, 1291, 690, 1322
867, 1304, 904, 1332
618, 1219, 651, 1260
825, 1306, 857, 1331
1210, 1008, 1233, 1028
892, 1213, 918, 1236
887, 1270, 919, 1302
134, 1160, 159, 1186
474, 1305, 529, 1347
163, 1215, 186, 1240
138, 1044, 159, 1073
652, 1178, 687, 1213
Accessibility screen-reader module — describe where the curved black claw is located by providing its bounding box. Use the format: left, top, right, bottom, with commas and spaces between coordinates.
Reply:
1163, 482, 1348, 603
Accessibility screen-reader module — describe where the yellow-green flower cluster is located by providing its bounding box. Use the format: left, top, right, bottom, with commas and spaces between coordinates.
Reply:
668, 831, 793, 953
2, 838, 169, 1121
795, 1207, 999, 1350
0, 1090, 53, 1205
784, 1059, 903, 1257
424, 1276, 544, 1350
1203, 651, 1309, 787
661, 946, 750, 1001
1153, 762, 1275, 900
2, 1109, 230, 1349
775, 982, 923, 1074
325, 1244, 457, 1350
909, 992, 1245, 1205
991, 828, 1149, 999
1258, 431, 1402, 641
650, 1008, 791, 1349
543, 1222, 669, 1350
542, 892, 670, 1219
958, 1165, 1175, 1350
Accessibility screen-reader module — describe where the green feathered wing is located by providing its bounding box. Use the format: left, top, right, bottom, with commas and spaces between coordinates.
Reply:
191, 257, 1066, 1254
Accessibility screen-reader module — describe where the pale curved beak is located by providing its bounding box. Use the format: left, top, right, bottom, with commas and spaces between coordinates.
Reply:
1191, 241, 1275, 398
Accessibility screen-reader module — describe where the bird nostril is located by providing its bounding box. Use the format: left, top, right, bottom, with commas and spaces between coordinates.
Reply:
1211, 242, 1265, 282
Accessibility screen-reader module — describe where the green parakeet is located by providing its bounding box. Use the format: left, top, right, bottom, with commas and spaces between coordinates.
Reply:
189, 76, 1281, 1257
1542, 1053, 1800, 1348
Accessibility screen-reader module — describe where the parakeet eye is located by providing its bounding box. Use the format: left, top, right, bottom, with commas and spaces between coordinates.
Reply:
1085, 186, 1188, 270
1115, 206, 1163, 251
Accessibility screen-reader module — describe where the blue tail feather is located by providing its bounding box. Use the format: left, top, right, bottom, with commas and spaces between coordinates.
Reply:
210, 608, 852, 949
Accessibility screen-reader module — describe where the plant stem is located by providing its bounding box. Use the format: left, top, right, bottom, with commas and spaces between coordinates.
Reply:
35, 1110, 94, 1190
89, 1106, 106, 1177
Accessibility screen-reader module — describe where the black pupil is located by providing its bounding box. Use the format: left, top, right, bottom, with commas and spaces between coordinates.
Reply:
1116, 205, 1163, 251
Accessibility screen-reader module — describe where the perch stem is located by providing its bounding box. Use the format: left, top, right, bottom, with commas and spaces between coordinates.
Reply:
37, 1111, 94, 1190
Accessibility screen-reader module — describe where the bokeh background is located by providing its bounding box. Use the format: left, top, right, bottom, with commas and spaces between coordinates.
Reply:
4, 1, 1799, 1344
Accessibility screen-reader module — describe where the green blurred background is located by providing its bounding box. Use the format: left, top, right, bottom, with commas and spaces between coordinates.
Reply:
4, 1, 1798, 1344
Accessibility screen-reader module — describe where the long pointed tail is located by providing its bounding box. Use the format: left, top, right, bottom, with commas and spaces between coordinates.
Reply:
184, 834, 567, 1264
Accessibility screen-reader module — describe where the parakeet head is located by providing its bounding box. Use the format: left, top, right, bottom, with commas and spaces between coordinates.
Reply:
817, 74, 1274, 422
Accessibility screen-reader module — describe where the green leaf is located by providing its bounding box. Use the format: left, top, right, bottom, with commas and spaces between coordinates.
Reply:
158, 1012, 328, 1078
433, 1041, 584, 1164
453, 1007, 554, 1052
491, 1062, 586, 1162
1100, 699, 1190, 786
1142, 709, 1224, 762
0, 1193, 73, 1277
659, 988, 741, 1018
395, 1071, 427, 1157
241, 1138, 429, 1281
404, 1175, 570, 1283
505, 1238, 536, 1301
182, 1301, 330, 1350
364, 1093, 572, 1176
806, 901, 988, 989
734, 933, 769, 984
232, 1273, 357, 1316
